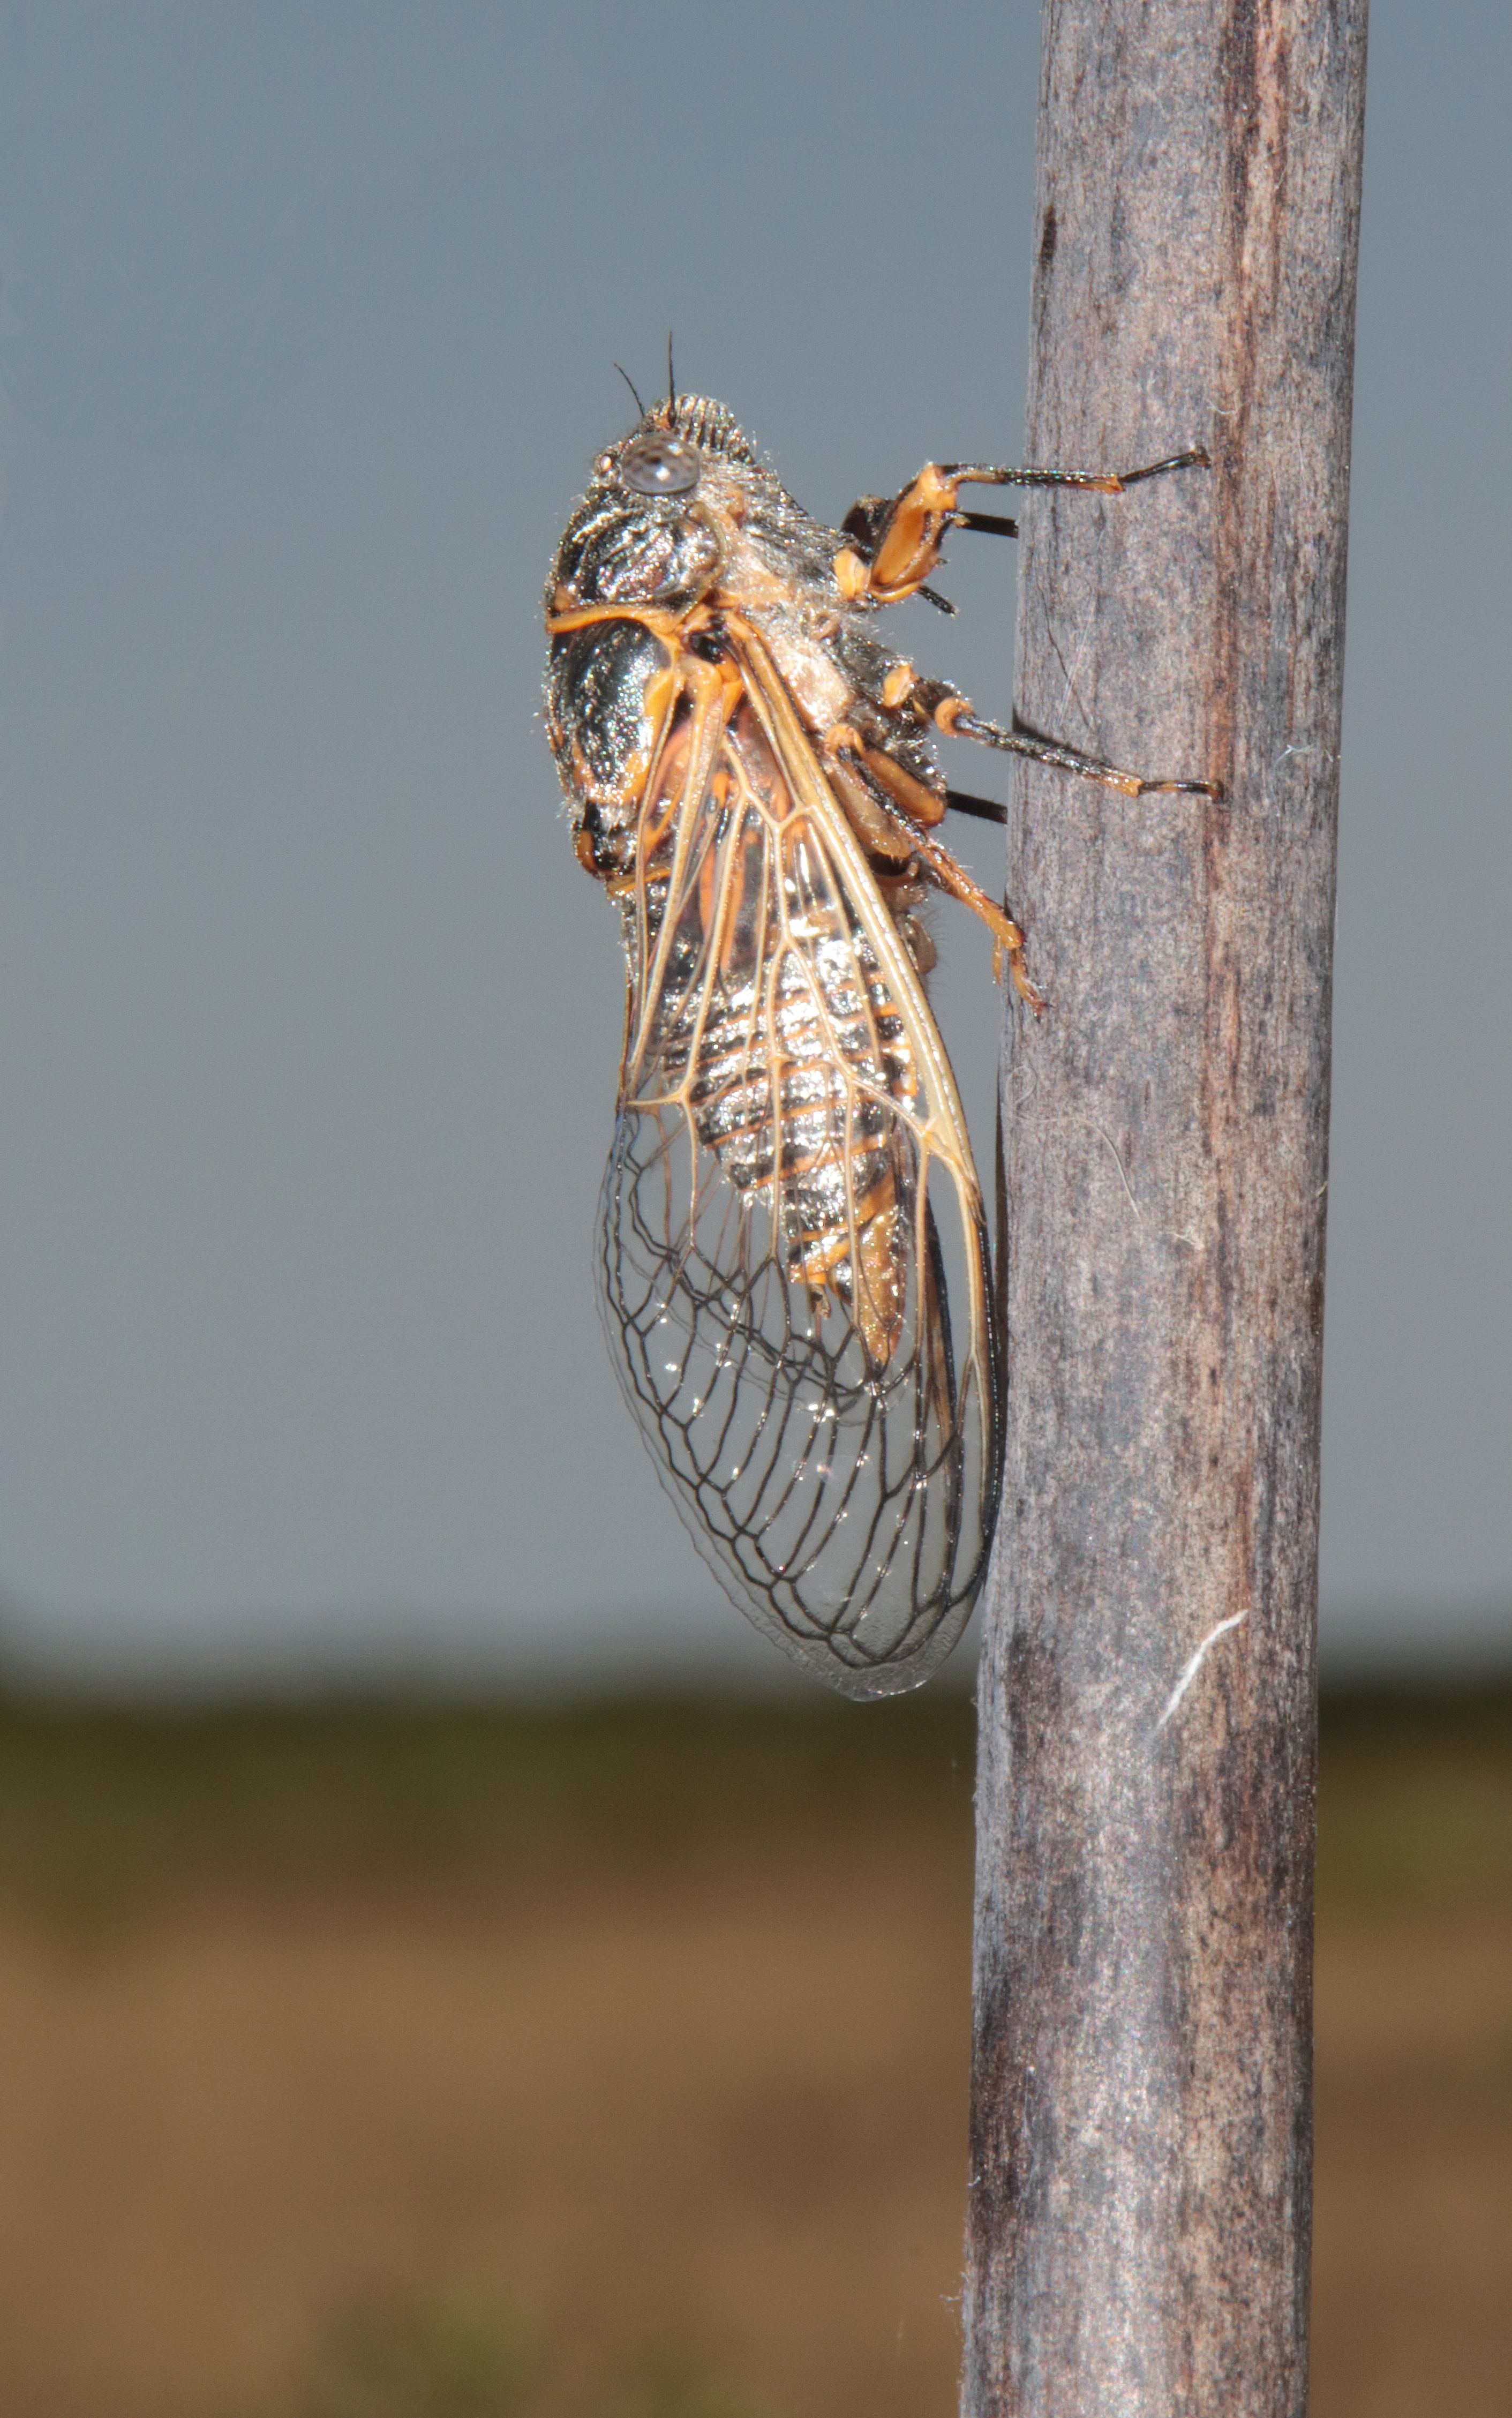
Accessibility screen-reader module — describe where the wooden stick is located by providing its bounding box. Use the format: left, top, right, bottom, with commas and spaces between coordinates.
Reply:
961, 5, 1368, 2412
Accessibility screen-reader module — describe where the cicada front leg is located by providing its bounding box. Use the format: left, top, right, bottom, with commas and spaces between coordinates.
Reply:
833, 446, 1214, 607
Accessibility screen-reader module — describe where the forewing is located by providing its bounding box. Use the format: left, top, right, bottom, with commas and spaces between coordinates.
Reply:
598, 629, 998, 1697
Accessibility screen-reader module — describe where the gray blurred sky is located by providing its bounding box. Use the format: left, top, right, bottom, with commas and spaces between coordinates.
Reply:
0, 1, 1506, 1690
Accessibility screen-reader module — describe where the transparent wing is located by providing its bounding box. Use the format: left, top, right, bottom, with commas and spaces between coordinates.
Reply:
598, 626, 998, 1698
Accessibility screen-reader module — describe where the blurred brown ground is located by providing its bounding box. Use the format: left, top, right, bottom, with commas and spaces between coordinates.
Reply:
0, 1684, 1506, 2417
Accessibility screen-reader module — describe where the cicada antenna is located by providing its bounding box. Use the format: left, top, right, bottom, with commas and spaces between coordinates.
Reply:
667, 330, 676, 412
612, 362, 645, 417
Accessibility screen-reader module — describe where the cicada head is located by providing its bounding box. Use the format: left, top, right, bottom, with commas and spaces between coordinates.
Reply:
545, 395, 756, 616
547, 392, 839, 619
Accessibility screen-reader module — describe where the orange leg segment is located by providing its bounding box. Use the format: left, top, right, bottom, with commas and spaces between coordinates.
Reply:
821, 729, 1047, 1015
836, 447, 1213, 606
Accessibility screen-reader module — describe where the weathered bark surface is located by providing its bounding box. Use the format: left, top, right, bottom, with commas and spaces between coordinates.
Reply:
962, 6, 1367, 2415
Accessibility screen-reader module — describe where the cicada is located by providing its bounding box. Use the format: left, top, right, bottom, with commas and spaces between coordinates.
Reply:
543, 391, 1216, 1698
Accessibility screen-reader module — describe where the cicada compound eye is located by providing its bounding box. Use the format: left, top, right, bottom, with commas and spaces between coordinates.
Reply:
619, 431, 702, 497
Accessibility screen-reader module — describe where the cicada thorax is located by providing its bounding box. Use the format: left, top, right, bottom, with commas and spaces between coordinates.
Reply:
619, 680, 921, 1369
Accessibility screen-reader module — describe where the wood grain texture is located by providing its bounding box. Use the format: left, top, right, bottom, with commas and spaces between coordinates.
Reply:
962, 5, 1368, 2413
